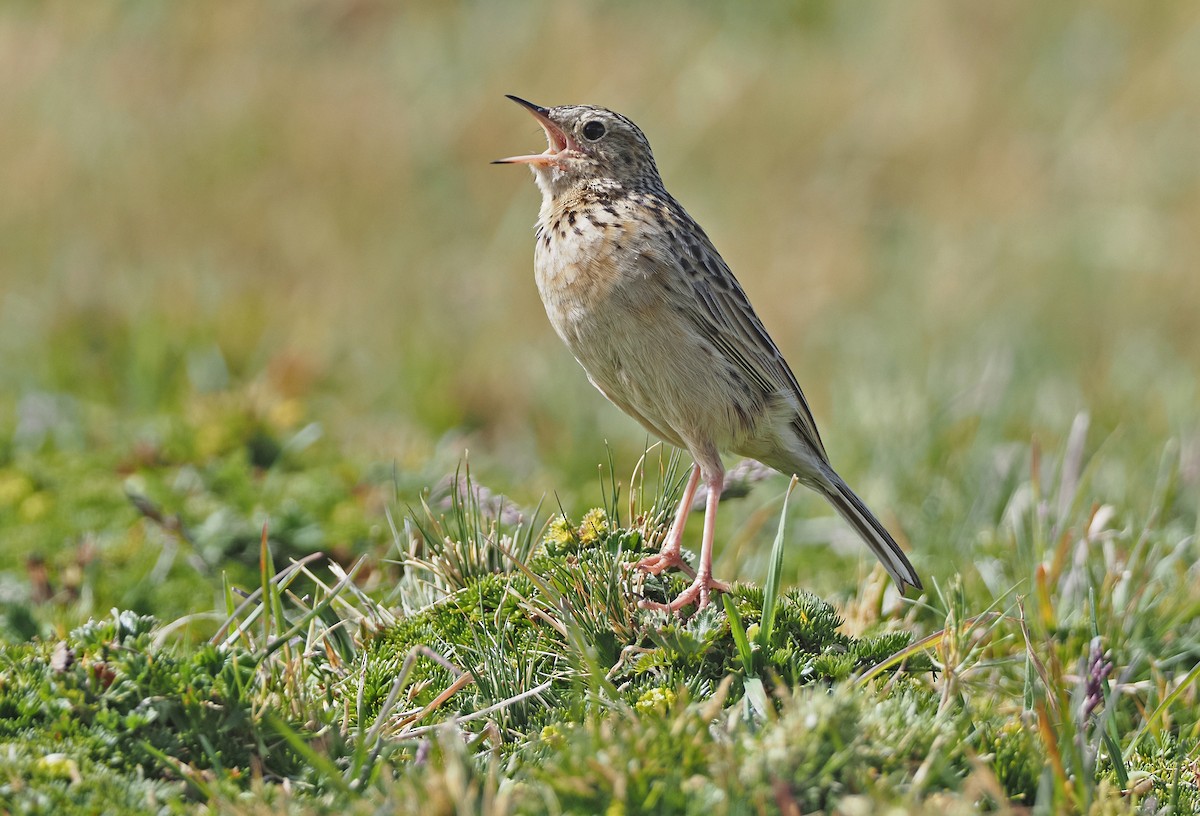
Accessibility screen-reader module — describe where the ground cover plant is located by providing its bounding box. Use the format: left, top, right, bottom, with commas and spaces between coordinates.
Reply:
1, 412, 1197, 812
2, 2, 1199, 813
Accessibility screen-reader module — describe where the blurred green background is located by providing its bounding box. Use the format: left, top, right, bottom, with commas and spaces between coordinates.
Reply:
2, 1, 1198, 628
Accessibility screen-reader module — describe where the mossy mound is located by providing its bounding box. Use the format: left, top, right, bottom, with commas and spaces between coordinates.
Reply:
359, 521, 931, 740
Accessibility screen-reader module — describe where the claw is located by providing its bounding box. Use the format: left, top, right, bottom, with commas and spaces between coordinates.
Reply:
639, 574, 731, 613
634, 549, 696, 578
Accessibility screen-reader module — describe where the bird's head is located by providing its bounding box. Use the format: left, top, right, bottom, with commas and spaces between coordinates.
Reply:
494, 96, 662, 200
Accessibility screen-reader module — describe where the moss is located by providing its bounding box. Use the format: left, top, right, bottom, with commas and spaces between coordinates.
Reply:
0, 610, 305, 811
986, 716, 1044, 805
365, 534, 926, 742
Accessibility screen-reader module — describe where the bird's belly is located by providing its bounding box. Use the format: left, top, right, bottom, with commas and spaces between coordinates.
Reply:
535, 238, 764, 452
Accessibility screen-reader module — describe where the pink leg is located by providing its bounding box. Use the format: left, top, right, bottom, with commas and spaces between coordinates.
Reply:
635, 464, 700, 578
640, 468, 731, 613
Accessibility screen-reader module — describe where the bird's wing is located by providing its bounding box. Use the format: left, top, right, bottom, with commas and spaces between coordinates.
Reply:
640, 238, 829, 462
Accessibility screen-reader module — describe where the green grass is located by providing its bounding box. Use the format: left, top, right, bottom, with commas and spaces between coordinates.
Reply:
3, 1, 1200, 812
1, 417, 1197, 812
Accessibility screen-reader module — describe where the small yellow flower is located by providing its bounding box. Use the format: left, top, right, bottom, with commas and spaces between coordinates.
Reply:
577, 507, 608, 544
19, 492, 53, 523
267, 398, 305, 430
195, 422, 230, 459
634, 686, 676, 715
330, 499, 360, 527
35, 753, 80, 783
543, 514, 574, 548
0, 470, 34, 508
539, 723, 566, 749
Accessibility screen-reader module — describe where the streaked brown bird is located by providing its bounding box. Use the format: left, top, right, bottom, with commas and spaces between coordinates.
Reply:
495, 96, 921, 611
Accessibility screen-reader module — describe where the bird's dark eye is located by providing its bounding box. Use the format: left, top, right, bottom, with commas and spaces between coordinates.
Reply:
581, 120, 606, 141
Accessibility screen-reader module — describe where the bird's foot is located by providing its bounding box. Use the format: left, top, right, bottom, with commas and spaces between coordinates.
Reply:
634, 548, 695, 579
639, 573, 731, 613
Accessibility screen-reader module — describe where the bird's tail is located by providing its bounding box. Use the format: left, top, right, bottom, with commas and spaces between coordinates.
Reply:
817, 471, 922, 593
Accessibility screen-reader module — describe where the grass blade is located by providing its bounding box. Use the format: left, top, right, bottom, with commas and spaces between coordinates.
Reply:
757, 476, 797, 650
723, 593, 756, 677
1123, 658, 1200, 761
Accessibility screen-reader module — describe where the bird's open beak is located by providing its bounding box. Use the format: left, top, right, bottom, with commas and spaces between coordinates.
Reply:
492, 95, 575, 166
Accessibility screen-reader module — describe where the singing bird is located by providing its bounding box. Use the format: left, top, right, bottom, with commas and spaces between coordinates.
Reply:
495, 96, 921, 611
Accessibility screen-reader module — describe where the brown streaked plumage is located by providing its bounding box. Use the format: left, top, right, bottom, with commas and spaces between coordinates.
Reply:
495, 95, 921, 611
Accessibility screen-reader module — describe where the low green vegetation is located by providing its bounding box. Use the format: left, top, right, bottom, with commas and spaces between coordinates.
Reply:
1, 399, 1197, 813
0, 394, 390, 644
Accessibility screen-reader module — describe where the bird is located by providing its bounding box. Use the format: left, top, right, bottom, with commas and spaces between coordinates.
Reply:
494, 95, 922, 612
